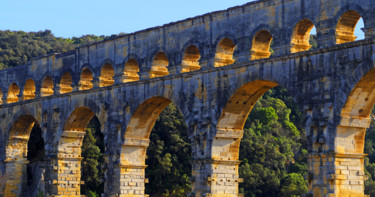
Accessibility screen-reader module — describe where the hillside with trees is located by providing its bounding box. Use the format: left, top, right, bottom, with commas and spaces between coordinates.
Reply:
0, 30, 374, 196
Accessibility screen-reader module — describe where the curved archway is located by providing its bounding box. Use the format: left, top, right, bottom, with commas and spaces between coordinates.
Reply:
99, 63, 114, 87
4, 115, 45, 197
150, 52, 169, 78
291, 19, 315, 53
123, 58, 140, 82
41, 76, 54, 97
214, 38, 235, 67
181, 45, 201, 73
57, 107, 105, 196
59, 72, 73, 94
336, 10, 362, 44
121, 97, 182, 195
24, 79, 36, 100
79, 68, 93, 90
333, 68, 375, 196
0, 89, 3, 105
251, 30, 273, 60
7, 83, 20, 103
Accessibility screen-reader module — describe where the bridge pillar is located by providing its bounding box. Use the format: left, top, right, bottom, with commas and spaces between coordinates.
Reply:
3, 158, 28, 197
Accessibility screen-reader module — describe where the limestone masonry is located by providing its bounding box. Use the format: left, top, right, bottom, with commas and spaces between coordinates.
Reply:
1, 0, 375, 196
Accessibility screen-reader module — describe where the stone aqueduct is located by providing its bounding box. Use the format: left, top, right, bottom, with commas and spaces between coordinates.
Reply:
1, 0, 375, 196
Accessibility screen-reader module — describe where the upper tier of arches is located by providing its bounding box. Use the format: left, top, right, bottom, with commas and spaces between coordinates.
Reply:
0, 9, 370, 105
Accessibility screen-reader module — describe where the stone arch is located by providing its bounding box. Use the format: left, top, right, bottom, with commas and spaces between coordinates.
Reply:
7, 83, 20, 104
41, 76, 54, 97
0, 89, 3, 105
99, 63, 115, 87
120, 96, 174, 195
150, 52, 169, 78
290, 19, 315, 53
4, 115, 45, 197
56, 107, 100, 196
79, 68, 94, 90
214, 37, 235, 67
181, 45, 201, 73
59, 72, 73, 94
123, 58, 140, 82
250, 30, 273, 60
24, 79, 36, 100
336, 10, 362, 44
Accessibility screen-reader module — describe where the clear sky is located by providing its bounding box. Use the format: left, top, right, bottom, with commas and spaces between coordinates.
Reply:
0, 0, 365, 39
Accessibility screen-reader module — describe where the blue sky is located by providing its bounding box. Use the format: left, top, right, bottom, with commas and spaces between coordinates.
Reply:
0, 0, 365, 39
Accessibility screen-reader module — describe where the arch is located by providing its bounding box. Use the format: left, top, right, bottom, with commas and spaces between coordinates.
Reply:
150, 52, 169, 78
79, 68, 94, 90
0, 89, 3, 105
41, 76, 54, 97
24, 79, 36, 100
59, 72, 73, 94
336, 10, 362, 44
123, 58, 140, 82
4, 115, 44, 197
290, 19, 315, 53
99, 63, 115, 87
250, 30, 273, 60
214, 38, 235, 67
120, 96, 172, 195
181, 45, 201, 73
7, 83, 20, 103
57, 107, 96, 196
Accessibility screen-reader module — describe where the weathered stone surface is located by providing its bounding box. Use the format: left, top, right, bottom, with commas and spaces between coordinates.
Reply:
0, 0, 375, 196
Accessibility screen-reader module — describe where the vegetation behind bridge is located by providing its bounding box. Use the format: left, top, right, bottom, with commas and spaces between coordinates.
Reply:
1, 30, 374, 196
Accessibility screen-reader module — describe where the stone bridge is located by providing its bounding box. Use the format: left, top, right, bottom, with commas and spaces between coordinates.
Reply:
1, 0, 375, 196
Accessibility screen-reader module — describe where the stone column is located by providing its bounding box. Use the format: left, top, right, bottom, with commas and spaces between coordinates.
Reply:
3, 158, 28, 197
118, 137, 150, 197
190, 127, 243, 197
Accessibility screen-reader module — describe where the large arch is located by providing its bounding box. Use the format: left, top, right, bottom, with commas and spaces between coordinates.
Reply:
41, 76, 54, 97
214, 38, 235, 67
332, 67, 375, 196
7, 83, 20, 104
336, 10, 362, 44
181, 45, 201, 73
59, 72, 73, 94
290, 19, 315, 53
210, 80, 278, 196
250, 30, 273, 60
4, 115, 45, 197
120, 96, 173, 196
150, 52, 169, 78
123, 58, 140, 83
79, 68, 94, 91
55, 107, 100, 196
99, 63, 115, 87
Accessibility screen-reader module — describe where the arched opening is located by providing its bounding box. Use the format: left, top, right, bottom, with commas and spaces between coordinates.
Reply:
336, 10, 363, 44
212, 81, 307, 196
123, 59, 140, 83
150, 52, 169, 78
41, 76, 54, 97
338, 68, 375, 196
4, 115, 45, 196
0, 89, 3, 105
122, 97, 191, 196
79, 68, 93, 90
181, 45, 201, 73
7, 83, 20, 103
59, 72, 73, 94
214, 38, 235, 67
24, 79, 36, 100
291, 19, 316, 53
251, 30, 273, 60
58, 107, 105, 196
99, 63, 114, 87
